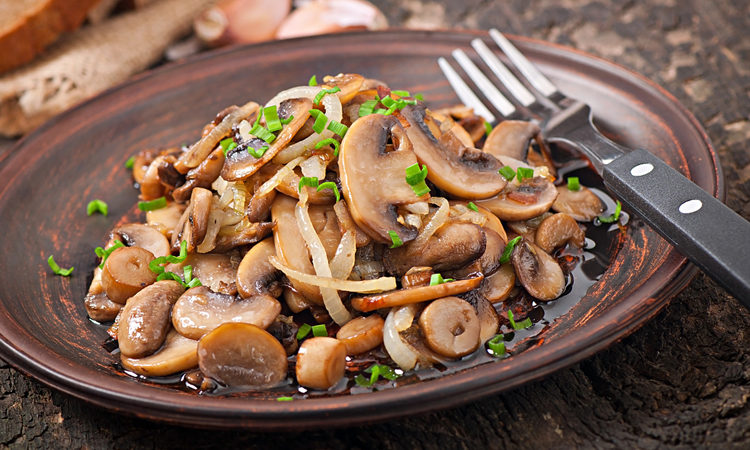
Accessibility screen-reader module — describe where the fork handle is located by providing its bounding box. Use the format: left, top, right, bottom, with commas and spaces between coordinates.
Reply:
603, 149, 750, 306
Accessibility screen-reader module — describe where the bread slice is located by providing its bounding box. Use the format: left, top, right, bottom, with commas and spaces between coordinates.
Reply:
0, 0, 101, 74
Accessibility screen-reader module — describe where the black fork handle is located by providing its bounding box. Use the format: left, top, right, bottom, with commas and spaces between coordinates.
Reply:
603, 149, 750, 306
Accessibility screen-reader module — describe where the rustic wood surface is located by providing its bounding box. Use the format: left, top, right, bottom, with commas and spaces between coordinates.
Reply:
1, 0, 750, 448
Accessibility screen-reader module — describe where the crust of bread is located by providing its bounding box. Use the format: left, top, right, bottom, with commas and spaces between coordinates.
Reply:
0, 0, 101, 74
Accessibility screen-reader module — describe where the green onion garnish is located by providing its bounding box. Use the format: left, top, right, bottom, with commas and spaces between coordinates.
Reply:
567, 177, 580, 191
484, 122, 493, 136
358, 99, 379, 117
380, 96, 397, 109
499, 166, 516, 181
374, 108, 389, 115
308, 109, 328, 134
312, 324, 327, 337
156, 271, 182, 282
297, 323, 312, 340
47, 255, 74, 277
405, 163, 430, 197
249, 123, 276, 144
598, 200, 622, 224
508, 310, 533, 330
264, 105, 282, 132
388, 231, 403, 249
327, 120, 348, 137
499, 236, 522, 264
298, 176, 319, 192
384, 104, 399, 116
429, 273, 455, 286
313, 87, 341, 105
248, 145, 269, 159
467, 202, 478, 212
487, 335, 506, 356
186, 278, 202, 288
277, 396, 294, 402
280, 115, 294, 125
315, 138, 340, 157
148, 241, 188, 274
317, 182, 340, 202
414, 93, 425, 101
95, 240, 125, 269
138, 197, 167, 212
391, 90, 410, 97
183, 265, 193, 283
125, 156, 135, 169
308, 75, 317, 86
220, 138, 237, 155
87, 199, 108, 217
516, 167, 534, 182
355, 364, 401, 388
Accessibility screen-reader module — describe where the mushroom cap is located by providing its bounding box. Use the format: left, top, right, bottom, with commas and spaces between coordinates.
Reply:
121, 329, 198, 377
552, 185, 604, 222
236, 237, 282, 298
475, 176, 559, 221
478, 263, 516, 303
339, 113, 421, 245
112, 223, 171, 258
483, 120, 540, 161
101, 246, 158, 304
400, 103, 507, 200
511, 239, 566, 301
336, 314, 385, 355
535, 213, 586, 254
418, 296, 481, 358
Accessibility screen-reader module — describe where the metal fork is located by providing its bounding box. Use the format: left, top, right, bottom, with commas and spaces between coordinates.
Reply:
439, 29, 750, 308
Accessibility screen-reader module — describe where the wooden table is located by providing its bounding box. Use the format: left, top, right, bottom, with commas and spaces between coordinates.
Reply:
2, 0, 750, 448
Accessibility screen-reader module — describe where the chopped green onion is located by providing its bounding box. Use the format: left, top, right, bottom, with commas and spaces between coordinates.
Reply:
374, 108, 389, 115
315, 138, 340, 157
280, 115, 294, 125
380, 96, 397, 109
87, 199, 108, 217
499, 236, 522, 264
248, 145, 269, 159
391, 90, 410, 97
253, 107, 264, 127
403, 99, 417, 105
47, 255, 74, 277
138, 196, 167, 212
308, 109, 328, 134
355, 364, 401, 388
487, 335, 506, 356
220, 138, 237, 155
312, 324, 327, 337
467, 202, 478, 212
316, 182, 340, 202
358, 99, 379, 117
148, 241, 188, 274
313, 87, 341, 105
484, 122, 493, 136
298, 176, 319, 192
297, 323, 312, 340
95, 240, 125, 269
405, 163, 430, 197
429, 273, 455, 286
516, 167, 534, 182
567, 177, 580, 191
183, 265, 193, 283
157, 271, 182, 282
384, 103, 399, 116
508, 310, 533, 330
598, 200, 622, 224
414, 93, 425, 101
248, 123, 276, 144
308, 75, 317, 86
388, 231, 403, 249
499, 166, 516, 181
125, 156, 135, 169
264, 105, 282, 132
327, 120, 348, 137
277, 396, 294, 402
186, 278, 202, 288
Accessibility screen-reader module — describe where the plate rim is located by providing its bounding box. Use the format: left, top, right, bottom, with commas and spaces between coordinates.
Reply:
0, 29, 716, 429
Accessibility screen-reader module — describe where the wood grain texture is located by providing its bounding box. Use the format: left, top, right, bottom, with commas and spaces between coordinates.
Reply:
1, 0, 750, 447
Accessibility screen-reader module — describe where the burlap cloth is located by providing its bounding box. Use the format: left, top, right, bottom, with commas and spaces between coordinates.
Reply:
0, 0, 215, 137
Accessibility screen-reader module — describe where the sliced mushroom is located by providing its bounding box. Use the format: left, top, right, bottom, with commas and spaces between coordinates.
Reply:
147, 201, 186, 239
552, 185, 604, 222
296, 337, 347, 390
112, 223, 171, 258
182, 187, 213, 252
283, 288, 314, 313
132, 148, 159, 185
271, 194, 322, 305
383, 223, 486, 277
400, 103, 506, 199
139, 156, 167, 201
446, 227, 505, 278
245, 163, 279, 222
274, 167, 337, 204
198, 322, 287, 387
84, 267, 121, 322
118, 281, 185, 358
172, 286, 281, 340
475, 176, 559, 221
172, 147, 226, 203
333, 199, 371, 247
511, 239, 566, 301
323, 73, 365, 105
462, 290, 500, 343
418, 297, 480, 358
266, 315, 300, 356
121, 329, 198, 377
339, 113, 421, 245
483, 120, 541, 161
351, 274, 483, 312
212, 221, 275, 253
336, 314, 384, 355
221, 98, 313, 181
237, 238, 282, 298
164, 252, 239, 295
309, 203, 342, 260
478, 264, 516, 303
535, 213, 585, 254
101, 246, 158, 304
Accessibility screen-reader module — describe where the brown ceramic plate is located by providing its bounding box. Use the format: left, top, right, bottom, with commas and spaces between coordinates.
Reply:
0, 30, 718, 429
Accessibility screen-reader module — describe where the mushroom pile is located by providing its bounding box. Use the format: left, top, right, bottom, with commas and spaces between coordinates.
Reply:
86, 73, 612, 395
